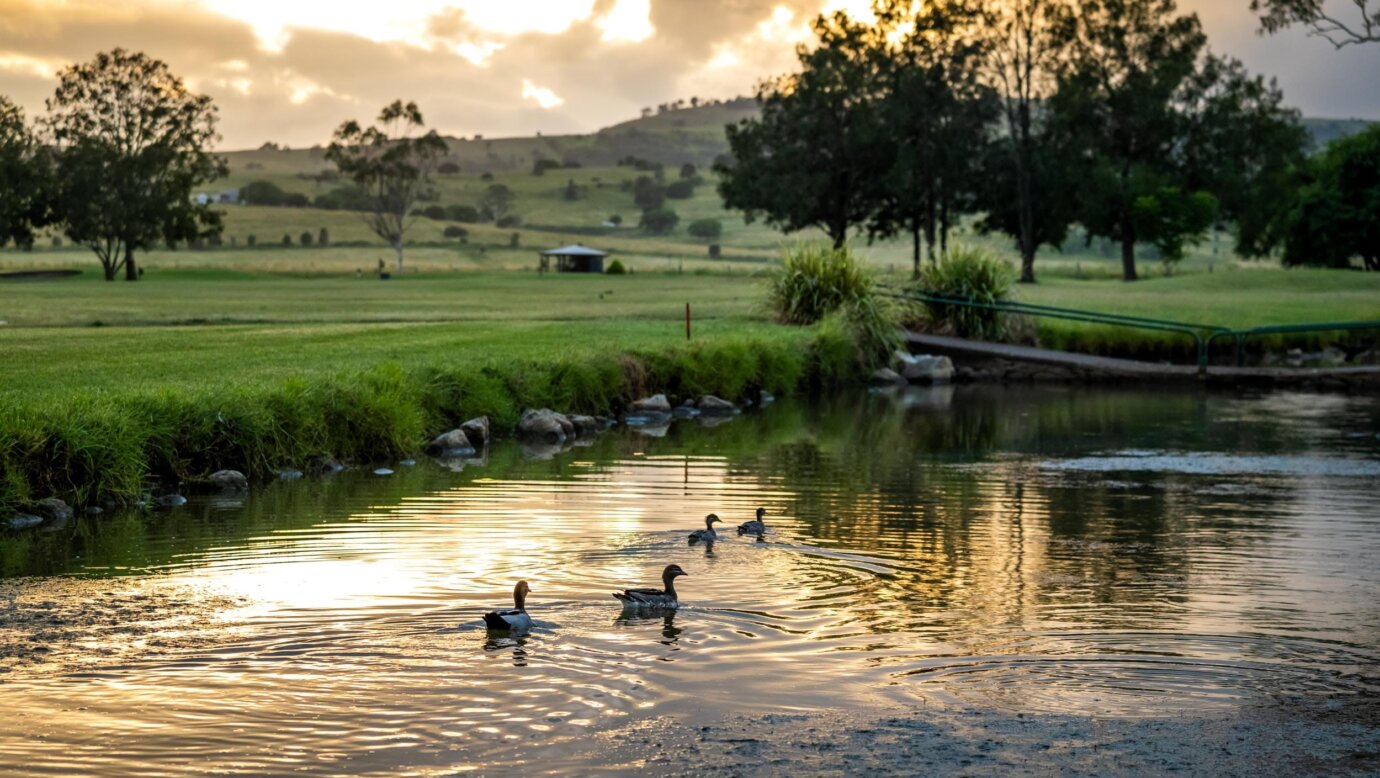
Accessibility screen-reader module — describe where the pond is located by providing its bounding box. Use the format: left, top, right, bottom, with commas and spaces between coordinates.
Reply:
1, 386, 1378, 775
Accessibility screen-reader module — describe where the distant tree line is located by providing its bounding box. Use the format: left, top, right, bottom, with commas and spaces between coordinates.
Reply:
717, 0, 1375, 280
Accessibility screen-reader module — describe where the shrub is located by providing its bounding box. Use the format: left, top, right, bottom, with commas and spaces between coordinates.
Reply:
606, 259, 627, 275
533, 158, 561, 176
247, 234, 257, 247
666, 180, 695, 200
633, 176, 664, 210
283, 192, 310, 208
318, 227, 329, 247
767, 243, 874, 325
609, 214, 624, 226
563, 179, 580, 201
438, 161, 461, 175
282, 234, 292, 246
509, 232, 521, 248
480, 172, 494, 181
447, 205, 480, 222
680, 162, 697, 179
915, 244, 1015, 340
422, 204, 446, 220
496, 215, 522, 228
51, 236, 62, 248
688, 218, 722, 241
241, 180, 288, 206
708, 243, 721, 258
300, 231, 314, 247
443, 225, 469, 239
639, 206, 679, 234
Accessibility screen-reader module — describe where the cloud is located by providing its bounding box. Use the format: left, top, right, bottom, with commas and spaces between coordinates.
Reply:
0, 0, 1373, 151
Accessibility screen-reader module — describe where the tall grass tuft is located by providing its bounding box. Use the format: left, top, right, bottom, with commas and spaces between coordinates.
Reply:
766, 244, 874, 325
915, 245, 1015, 341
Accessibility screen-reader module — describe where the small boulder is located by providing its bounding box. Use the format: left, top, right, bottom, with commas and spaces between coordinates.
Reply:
891, 350, 920, 372
425, 428, 477, 458
630, 394, 672, 414
518, 408, 575, 444
32, 498, 74, 522
5, 514, 44, 530
307, 456, 345, 476
1352, 349, 1380, 366
902, 355, 955, 385
85, 506, 104, 516
673, 405, 701, 420
373, 468, 395, 476
209, 469, 249, 493
460, 416, 490, 447
870, 367, 906, 387
278, 468, 304, 481
758, 390, 776, 406
154, 494, 187, 508
568, 415, 606, 437
1321, 346, 1347, 364
697, 395, 738, 415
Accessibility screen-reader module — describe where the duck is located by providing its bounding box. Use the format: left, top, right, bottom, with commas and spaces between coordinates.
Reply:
482, 580, 533, 632
613, 564, 688, 609
737, 507, 768, 536
688, 514, 722, 543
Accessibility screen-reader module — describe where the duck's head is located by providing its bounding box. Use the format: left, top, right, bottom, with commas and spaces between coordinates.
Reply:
663, 564, 688, 580
756, 507, 767, 520
515, 580, 532, 596
513, 580, 532, 608
705, 514, 721, 526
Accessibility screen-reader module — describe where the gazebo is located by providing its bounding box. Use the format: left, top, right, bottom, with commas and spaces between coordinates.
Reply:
539, 244, 607, 273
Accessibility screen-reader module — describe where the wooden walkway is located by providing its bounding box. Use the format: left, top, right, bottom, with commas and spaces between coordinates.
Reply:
905, 332, 1380, 388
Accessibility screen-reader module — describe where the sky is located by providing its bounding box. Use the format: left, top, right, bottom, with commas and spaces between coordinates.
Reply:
1, 0, 1376, 150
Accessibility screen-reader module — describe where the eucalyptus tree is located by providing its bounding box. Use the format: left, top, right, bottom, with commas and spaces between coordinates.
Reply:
976, 0, 1074, 283
46, 49, 225, 281
0, 96, 51, 250
718, 11, 891, 249
1049, 0, 1210, 281
327, 101, 448, 273
1253, 0, 1379, 47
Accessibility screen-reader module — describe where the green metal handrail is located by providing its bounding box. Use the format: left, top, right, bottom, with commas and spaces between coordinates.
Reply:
883, 288, 1229, 371
885, 287, 1380, 374
1206, 321, 1380, 367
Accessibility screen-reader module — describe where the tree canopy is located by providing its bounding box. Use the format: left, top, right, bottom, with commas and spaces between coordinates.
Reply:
327, 100, 447, 273
0, 96, 50, 250
718, 11, 889, 248
1281, 125, 1380, 270
45, 49, 225, 280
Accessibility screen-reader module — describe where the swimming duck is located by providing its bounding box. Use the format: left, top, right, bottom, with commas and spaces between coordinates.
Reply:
737, 507, 768, 535
688, 514, 722, 543
613, 564, 688, 608
482, 580, 533, 632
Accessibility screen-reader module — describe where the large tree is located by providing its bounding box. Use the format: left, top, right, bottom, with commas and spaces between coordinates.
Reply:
46, 49, 225, 281
327, 101, 447, 273
977, 0, 1073, 283
1049, 0, 1210, 281
718, 11, 890, 248
1280, 125, 1380, 270
1253, 0, 1379, 47
0, 96, 51, 249
870, 0, 1000, 277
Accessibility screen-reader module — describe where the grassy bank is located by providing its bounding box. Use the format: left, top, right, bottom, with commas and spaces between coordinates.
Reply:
0, 321, 845, 513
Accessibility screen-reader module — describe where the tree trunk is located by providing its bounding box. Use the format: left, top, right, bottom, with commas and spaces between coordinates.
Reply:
1020, 245, 1036, 284
394, 241, 405, 273
830, 221, 847, 250
124, 245, 138, 282
102, 259, 117, 281
1120, 232, 1138, 282
924, 195, 938, 265
939, 199, 950, 256
911, 222, 922, 280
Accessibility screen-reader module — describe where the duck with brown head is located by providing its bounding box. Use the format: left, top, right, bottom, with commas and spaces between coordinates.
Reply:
613, 564, 688, 609
689, 514, 722, 543
483, 581, 533, 632
737, 507, 767, 535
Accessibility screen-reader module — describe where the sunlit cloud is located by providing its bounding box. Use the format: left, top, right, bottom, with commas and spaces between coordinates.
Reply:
0, 52, 60, 79
598, 0, 656, 43
521, 78, 564, 109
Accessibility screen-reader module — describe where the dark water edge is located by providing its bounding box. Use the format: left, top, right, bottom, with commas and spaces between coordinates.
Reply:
1, 385, 1378, 776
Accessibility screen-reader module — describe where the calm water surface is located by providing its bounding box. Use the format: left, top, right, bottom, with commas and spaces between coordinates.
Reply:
1, 387, 1378, 775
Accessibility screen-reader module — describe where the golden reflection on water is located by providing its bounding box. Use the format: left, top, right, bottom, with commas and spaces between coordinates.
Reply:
0, 388, 1378, 775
